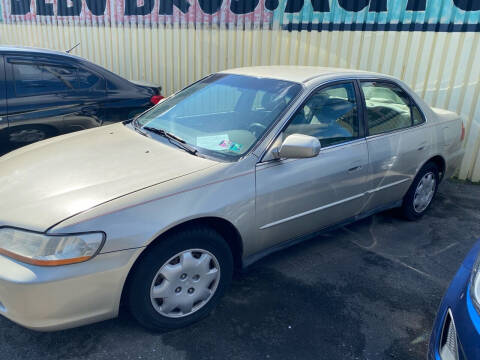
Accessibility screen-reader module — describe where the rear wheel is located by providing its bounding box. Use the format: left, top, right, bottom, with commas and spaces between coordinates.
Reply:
401, 162, 439, 220
127, 226, 233, 331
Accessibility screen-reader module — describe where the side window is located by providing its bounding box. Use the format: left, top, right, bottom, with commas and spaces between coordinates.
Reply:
361, 81, 423, 135
284, 82, 359, 147
12, 62, 77, 97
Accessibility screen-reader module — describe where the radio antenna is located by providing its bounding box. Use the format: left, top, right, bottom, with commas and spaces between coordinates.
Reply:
66, 42, 80, 53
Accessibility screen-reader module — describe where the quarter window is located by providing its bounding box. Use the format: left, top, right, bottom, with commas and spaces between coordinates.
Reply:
412, 104, 425, 125
361, 81, 424, 135
284, 82, 359, 147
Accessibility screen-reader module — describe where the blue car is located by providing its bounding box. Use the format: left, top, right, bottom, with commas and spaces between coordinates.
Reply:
429, 240, 480, 360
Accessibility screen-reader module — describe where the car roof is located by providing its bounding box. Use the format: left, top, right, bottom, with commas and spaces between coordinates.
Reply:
220, 66, 386, 84
0, 45, 87, 62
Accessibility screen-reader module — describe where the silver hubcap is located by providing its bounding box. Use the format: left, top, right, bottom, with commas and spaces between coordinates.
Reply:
413, 172, 436, 213
9, 129, 46, 143
150, 249, 220, 318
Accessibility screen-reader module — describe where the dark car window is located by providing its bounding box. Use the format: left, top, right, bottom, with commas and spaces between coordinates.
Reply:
76, 67, 102, 89
361, 81, 424, 135
284, 82, 359, 147
12, 62, 77, 97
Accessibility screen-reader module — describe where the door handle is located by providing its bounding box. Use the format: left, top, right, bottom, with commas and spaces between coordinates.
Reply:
348, 165, 362, 172
417, 142, 427, 151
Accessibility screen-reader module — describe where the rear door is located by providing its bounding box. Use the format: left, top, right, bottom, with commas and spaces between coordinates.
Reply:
360, 80, 429, 212
5, 55, 107, 143
5, 56, 77, 137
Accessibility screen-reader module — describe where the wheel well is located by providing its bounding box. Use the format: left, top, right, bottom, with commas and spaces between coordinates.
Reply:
154, 217, 244, 269
427, 155, 446, 181
120, 217, 243, 307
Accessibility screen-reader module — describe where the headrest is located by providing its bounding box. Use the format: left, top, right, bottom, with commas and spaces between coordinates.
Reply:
308, 94, 329, 110
261, 92, 286, 109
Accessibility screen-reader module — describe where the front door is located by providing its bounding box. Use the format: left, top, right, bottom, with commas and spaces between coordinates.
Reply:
254, 81, 369, 253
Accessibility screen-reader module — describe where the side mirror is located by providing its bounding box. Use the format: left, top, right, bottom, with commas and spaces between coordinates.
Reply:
278, 134, 321, 159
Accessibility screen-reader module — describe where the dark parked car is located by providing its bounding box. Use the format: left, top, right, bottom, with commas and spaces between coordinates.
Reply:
0, 46, 163, 149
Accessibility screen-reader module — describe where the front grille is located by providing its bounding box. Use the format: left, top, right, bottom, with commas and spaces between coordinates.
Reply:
439, 309, 459, 360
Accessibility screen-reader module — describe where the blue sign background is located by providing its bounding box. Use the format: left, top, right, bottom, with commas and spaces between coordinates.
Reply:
275, 0, 480, 31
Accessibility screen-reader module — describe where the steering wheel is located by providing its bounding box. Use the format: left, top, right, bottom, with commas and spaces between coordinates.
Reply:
248, 122, 267, 137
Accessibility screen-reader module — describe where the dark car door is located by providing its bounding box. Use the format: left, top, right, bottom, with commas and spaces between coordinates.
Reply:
5, 54, 106, 146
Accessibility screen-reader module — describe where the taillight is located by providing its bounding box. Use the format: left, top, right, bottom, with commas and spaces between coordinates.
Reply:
461, 121, 465, 142
150, 95, 164, 105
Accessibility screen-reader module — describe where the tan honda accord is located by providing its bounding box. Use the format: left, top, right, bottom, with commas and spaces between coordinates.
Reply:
0, 66, 465, 331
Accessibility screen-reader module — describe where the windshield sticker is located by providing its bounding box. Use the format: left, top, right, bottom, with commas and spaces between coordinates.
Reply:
197, 134, 230, 150
229, 143, 243, 153
219, 139, 233, 148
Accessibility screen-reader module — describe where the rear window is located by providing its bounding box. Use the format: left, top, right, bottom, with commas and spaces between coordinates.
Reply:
11, 61, 103, 97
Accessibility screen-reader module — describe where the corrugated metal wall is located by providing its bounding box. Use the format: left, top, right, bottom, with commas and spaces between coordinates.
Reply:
0, 0, 479, 181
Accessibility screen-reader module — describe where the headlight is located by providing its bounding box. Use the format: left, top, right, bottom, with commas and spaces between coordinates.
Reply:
0, 228, 105, 266
470, 252, 480, 313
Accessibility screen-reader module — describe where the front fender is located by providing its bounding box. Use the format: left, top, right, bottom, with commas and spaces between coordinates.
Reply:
47, 160, 257, 256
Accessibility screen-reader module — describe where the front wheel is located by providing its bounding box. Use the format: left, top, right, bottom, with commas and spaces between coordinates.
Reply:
401, 162, 439, 220
127, 226, 233, 331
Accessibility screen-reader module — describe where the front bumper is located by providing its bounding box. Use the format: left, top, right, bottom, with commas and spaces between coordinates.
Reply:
428, 242, 480, 360
0, 247, 142, 331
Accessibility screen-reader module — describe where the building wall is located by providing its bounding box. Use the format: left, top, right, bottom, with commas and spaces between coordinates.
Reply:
1, 0, 480, 181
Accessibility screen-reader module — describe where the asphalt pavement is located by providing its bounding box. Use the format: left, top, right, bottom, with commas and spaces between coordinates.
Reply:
0, 141, 479, 359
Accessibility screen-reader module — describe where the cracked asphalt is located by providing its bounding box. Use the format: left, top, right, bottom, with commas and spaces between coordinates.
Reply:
0, 140, 479, 359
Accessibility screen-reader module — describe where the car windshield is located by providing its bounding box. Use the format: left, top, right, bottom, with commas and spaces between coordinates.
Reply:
135, 73, 302, 160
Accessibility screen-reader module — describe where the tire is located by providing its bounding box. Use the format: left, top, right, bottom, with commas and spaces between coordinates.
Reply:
127, 226, 233, 331
7, 125, 55, 146
401, 162, 439, 221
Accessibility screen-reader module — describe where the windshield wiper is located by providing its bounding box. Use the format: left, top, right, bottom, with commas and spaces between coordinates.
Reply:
143, 126, 198, 155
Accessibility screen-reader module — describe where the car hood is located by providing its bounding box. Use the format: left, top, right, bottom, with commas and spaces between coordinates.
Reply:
0, 123, 218, 232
